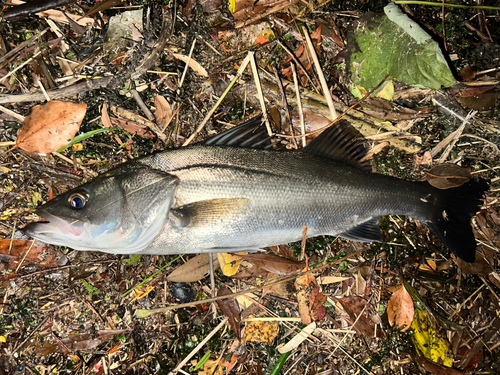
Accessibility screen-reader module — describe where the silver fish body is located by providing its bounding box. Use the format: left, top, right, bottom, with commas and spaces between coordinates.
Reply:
24, 119, 487, 262
138, 146, 433, 253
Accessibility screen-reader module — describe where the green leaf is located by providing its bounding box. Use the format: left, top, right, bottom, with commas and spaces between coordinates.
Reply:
347, 3, 456, 91
122, 254, 142, 265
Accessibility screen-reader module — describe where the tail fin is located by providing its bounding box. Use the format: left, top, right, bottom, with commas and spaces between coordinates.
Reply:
425, 179, 488, 263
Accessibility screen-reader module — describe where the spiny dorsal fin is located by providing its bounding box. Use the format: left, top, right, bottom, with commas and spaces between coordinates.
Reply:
304, 119, 372, 172
202, 115, 281, 150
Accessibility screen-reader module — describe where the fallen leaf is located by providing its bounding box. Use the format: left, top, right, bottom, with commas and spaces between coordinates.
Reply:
415, 151, 433, 165
101, 102, 112, 128
295, 275, 326, 324
239, 253, 305, 276
387, 285, 414, 331
110, 117, 156, 138
452, 246, 494, 276
425, 164, 471, 189
244, 321, 279, 343
414, 355, 465, 375
130, 285, 155, 303
411, 309, 453, 367
167, 254, 218, 282
254, 29, 275, 45
216, 287, 241, 341
0, 239, 59, 280
37, 330, 128, 356
173, 53, 208, 77
318, 276, 352, 284
16, 101, 87, 154
277, 322, 316, 353
154, 94, 173, 129
217, 252, 243, 276
198, 359, 223, 375
336, 296, 384, 338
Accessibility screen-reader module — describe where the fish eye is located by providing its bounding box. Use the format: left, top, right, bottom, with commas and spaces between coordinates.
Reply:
68, 192, 88, 209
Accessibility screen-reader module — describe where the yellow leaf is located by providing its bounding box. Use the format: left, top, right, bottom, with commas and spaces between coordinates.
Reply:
198, 359, 223, 375
228, 0, 236, 13
245, 321, 279, 343
375, 80, 394, 101
0, 336, 6, 343
411, 309, 453, 367
217, 252, 243, 276
130, 285, 155, 303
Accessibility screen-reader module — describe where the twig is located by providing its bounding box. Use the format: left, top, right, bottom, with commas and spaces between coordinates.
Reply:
38, 81, 50, 102
235, 0, 299, 28
0, 27, 49, 67
437, 110, 477, 163
182, 53, 252, 146
10, 317, 49, 356
277, 39, 317, 93
0, 50, 42, 83
249, 51, 273, 137
291, 63, 306, 147
302, 26, 337, 120
14, 240, 36, 273
273, 73, 390, 140
393, 1, 500, 10
178, 37, 196, 89
0, 105, 24, 122
168, 318, 228, 375
131, 89, 155, 121
273, 63, 297, 149
209, 253, 216, 298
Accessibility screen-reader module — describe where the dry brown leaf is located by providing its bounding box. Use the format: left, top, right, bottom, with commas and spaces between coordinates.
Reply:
154, 94, 173, 129
0, 239, 59, 280
216, 286, 241, 341
415, 151, 433, 165
452, 246, 494, 275
387, 285, 414, 331
37, 330, 128, 356
16, 101, 87, 154
167, 254, 218, 282
336, 296, 384, 338
414, 355, 465, 375
295, 274, 326, 324
424, 164, 471, 189
101, 102, 112, 128
110, 117, 156, 138
36, 9, 95, 27
172, 53, 208, 77
239, 253, 305, 276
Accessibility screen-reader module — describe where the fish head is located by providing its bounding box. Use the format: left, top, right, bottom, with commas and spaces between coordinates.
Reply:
24, 163, 179, 254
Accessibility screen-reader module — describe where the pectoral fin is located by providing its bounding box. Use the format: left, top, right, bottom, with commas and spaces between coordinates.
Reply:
170, 198, 251, 228
338, 217, 382, 242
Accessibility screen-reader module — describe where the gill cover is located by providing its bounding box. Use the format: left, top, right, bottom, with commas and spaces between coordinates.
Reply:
24, 163, 178, 254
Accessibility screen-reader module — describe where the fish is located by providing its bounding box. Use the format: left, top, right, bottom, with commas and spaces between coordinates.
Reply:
23, 117, 488, 262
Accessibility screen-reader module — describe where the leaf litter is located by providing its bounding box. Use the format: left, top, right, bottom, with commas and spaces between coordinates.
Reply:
0, 0, 499, 374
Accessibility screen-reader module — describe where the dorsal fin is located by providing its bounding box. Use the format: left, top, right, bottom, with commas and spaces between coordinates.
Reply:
202, 115, 281, 150
304, 119, 372, 172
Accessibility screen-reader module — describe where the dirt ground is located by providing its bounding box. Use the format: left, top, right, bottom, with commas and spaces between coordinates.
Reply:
0, 1, 499, 374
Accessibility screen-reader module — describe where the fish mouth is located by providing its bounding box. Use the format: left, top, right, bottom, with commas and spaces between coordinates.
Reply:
24, 212, 85, 242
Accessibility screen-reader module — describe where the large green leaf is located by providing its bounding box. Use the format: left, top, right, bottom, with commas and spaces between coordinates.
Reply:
347, 3, 456, 90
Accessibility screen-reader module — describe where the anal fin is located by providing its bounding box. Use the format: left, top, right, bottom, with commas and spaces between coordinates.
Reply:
338, 217, 382, 242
